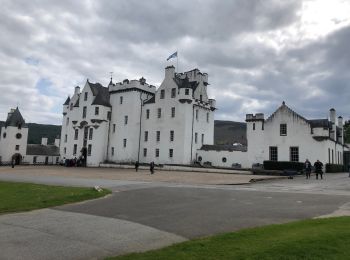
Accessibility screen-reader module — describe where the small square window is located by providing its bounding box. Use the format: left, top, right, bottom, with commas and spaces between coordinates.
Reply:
84, 92, 88, 101
111, 147, 114, 156
146, 109, 150, 119
88, 144, 92, 156
143, 148, 147, 157
155, 149, 159, 157
195, 133, 198, 144
157, 108, 161, 118
160, 89, 165, 99
144, 131, 148, 142
169, 149, 173, 158
124, 116, 128, 125
120, 96, 123, 104
113, 124, 116, 133
156, 131, 160, 142
123, 139, 127, 148
185, 88, 189, 95
95, 107, 99, 115
15, 145, 19, 151
290, 147, 299, 162
269, 146, 278, 161
170, 130, 174, 142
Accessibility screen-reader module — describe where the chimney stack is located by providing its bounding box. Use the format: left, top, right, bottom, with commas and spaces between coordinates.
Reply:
41, 137, 48, 146
54, 137, 60, 147
74, 86, 80, 95
329, 108, 336, 123
165, 65, 175, 79
338, 116, 343, 128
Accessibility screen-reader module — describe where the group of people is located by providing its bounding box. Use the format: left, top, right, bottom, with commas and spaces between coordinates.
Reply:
135, 161, 155, 174
61, 157, 86, 167
304, 159, 324, 179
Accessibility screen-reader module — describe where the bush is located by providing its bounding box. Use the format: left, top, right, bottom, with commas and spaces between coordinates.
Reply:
263, 161, 304, 171
325, 163, 344, 173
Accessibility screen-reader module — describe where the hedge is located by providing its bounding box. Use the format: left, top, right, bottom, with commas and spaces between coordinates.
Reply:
325, 163, 344, 173
263, 161, 304, 171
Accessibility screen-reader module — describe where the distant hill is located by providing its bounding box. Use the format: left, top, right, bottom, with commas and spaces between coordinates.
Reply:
0, 119, 246, 146
0, 121, 61, 145
214, 120, 247, 146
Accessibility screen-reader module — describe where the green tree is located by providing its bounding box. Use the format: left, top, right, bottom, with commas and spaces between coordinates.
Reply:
344, 120, 350, 144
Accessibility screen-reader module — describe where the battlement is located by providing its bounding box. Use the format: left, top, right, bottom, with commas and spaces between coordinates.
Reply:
109, 77, 156, 94
246, 113, 264, 122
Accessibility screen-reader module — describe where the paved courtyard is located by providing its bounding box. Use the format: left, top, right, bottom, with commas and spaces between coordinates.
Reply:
0, 166, 349, 260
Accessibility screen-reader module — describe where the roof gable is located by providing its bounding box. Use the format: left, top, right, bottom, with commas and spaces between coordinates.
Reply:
5, 107, 26, 128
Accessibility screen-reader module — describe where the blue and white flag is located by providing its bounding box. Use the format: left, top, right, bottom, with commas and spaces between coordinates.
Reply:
166, 51, 177, 61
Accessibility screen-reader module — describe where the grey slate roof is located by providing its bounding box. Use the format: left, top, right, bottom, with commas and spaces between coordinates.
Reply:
88, 81, 112, 107
63, 96, 70, 105
5, 107, 26, 128
308, 119, 331, 129
174, 76, 199, 90
144, 95, 155, 104
200, 144, 247, 152
26, 144, 60, 156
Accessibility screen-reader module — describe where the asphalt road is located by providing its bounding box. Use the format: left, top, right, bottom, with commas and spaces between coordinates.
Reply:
0, 168, 349, 260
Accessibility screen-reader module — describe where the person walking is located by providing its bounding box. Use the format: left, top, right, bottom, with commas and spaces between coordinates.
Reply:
314, 160, 323, 180
135, 161, 139, 172
150, 161, 155, 175
304, 159, 312, 179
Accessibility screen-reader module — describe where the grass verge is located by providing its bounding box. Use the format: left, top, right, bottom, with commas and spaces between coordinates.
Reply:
108, 216, 350, 260
0, 181, 111, 214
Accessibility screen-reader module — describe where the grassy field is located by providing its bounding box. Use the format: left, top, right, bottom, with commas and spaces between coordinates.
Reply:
0, 181, 110, 214
108, 217, 350, 260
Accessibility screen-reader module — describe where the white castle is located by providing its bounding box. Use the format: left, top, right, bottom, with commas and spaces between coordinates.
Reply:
60, 66, 216, 166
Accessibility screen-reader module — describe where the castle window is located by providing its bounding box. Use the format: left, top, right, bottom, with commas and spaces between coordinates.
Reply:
111, 147, 114, 156
200, 95, 203, 102
65, 134, 67, 143
290, 147, 299, 162
171, 88, 176, 98
280, 124, 287, 136
171, 107, 175, 118
143, 148, 147, 157
253, 123, 255, 130
66, 117, 69, 125
269, 146, 278, 161
123, 139, 127, 148
155, 148, 159, 157
195, 133, 198, 144
84, 92, 88, 101
73, 144, 77, 155
15, 145, 19, 151
157, 108, 161, 118
74, 129, 78, 140
185, 88, 189, 95
160, 89, 165, 99
156, 131, 160, 142
146, 109, 150, 119
120, 96, 123, 104
64, 147, 66, 154
107, 111, 111, 120
89, 128, 93, 140
201, 134, 204, 144
124, 116, 128, 125
113, 124, 116, 133
95, 107, 99, 115
207, 113, 209, 123
144, 131, 148, 142
87, 144, 92, 156
169, 149, 173, 158
196, 110, 198, 120
170, 130, 174, 142
83, 107, 87, 118
222, 157, 227, 163
16, 133, 22, 139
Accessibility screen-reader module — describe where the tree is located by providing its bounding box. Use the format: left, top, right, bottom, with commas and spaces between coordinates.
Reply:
344, 120, 350, 144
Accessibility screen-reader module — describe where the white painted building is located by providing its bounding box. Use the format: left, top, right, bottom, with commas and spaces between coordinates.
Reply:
0, 107, 60, 165
198, 102, 349, 168
60, 66, 216, 166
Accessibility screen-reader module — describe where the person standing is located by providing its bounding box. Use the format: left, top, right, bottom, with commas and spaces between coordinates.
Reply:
150, 161, 155, 175
304, 159, 312, 179
314, 160, 323, 180
135, 161, 139, 172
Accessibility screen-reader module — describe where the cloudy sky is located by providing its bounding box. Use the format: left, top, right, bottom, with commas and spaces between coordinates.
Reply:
1, 0, 350, 124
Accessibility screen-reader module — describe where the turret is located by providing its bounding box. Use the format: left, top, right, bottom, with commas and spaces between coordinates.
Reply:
329, 108, 336, 140
74, 86, 80, 95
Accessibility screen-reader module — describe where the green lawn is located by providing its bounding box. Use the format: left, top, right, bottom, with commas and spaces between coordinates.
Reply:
0, 181, 110, 214
108, 217, 350, 260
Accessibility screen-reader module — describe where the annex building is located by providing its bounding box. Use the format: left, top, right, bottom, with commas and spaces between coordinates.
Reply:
0, 108, 60, 165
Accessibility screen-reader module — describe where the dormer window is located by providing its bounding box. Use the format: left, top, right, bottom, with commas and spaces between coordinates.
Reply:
160, 90, 165, 99
185, 88, 189, 95
84, 92, 88, 101
95, 107, 99, 116
280, 124, 287, 136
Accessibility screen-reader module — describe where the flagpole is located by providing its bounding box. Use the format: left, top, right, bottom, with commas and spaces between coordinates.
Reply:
176, 50, 179, 73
